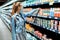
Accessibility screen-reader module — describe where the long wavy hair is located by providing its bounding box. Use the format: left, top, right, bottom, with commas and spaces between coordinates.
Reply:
11, 2, 21, 16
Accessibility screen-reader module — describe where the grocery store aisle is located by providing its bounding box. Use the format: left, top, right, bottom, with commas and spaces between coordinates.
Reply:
0, 18, 12, 40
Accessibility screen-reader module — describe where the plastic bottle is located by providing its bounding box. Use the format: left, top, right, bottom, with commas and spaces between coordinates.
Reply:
47, 20, 51, 29
43, 19, 48, 28
54, 21, 58, 31
49, 8, 54, 18
54, 8, 59, 18
58, 21, 60, 33
50, 20, 54, 30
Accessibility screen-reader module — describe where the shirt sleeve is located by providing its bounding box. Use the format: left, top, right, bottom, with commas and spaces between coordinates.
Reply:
24, 9, 39, 16
20, 6, 39, 16
20, 7, 39, 21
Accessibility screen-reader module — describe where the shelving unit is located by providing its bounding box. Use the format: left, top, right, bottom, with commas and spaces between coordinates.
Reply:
1, 0, 60, 40
23, 0, 60, 40
27, 16, 60, 21
26, 21, 60, 40
26, 30, 41, 40
26, 20, 60, 33
24, 2, 60, 8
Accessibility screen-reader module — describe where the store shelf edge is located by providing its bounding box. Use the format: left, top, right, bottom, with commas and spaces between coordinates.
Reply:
26, 21, 60, 35
26, 31, 41, 40
24, 2, 60, 8
27, 16, 60, 21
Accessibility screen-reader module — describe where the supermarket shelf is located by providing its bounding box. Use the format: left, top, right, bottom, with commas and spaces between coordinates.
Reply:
26, 21, 60, 40
27, 16, 60, 21
26, 21, 59, 34
24, 2, 60, 8
26, 31, 41, 40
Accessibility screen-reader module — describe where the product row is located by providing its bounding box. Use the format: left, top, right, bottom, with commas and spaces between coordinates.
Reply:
26, 33, 38, 40
26, 23, 52, 40
22, 0, 60, 6
23, 8, 60, 18
37, 8, 60, 18
26, 17, 60, 33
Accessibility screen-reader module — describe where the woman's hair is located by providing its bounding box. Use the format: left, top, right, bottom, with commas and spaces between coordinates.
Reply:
11, 2, 22, 16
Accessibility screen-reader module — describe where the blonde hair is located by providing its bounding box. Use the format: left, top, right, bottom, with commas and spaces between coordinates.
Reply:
11, 2, 22, 16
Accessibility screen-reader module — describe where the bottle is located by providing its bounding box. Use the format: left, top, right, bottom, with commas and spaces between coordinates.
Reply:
42, 19, 47, 28
36, 18, 41, 26
50, 20, 54, 30
49, 8, 54, 18
49, 0, 54, 5
38, 32, 42, 38
44, 19, 48, 28
40, 19, 43, 27
54, 8, 59, 18
42, 8, 50, 18
58, 21, 60, 33
34, 31, 39, 36
47, 20, 51, 29
58, 8, 60, 18
42, 8, 48, 17
54, 20, 58, 32
42, 34, 47, 40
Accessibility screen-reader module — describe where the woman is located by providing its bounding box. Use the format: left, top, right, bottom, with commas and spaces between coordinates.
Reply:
11, 2, 39, 40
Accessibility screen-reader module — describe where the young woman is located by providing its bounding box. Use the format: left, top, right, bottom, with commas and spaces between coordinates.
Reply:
11, 2, 39, 40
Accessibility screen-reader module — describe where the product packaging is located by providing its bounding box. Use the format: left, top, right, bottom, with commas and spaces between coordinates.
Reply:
41, 0, 49, 4
49, 8, 54, 18
49, 0, 54, 5
47, 20, 51, 29
34, 31, 42, 38
54, 20, 58, 31
38, 32, 42, 38
33, 18, 37, 24
50, 20, 54, 30
36, 18, 41, 26
54, 8, 59, 18
58, 21, 60, 33
42, 34, 47, 40
42, 8, 50, 18
58, 8, 60, 18
42, 19, 47, 28
40, 19, 43, 27
25, 24, 34, 32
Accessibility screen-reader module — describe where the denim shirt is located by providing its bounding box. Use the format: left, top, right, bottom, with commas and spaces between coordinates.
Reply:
11, 8, 39, 40
12, 8, 39, 33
